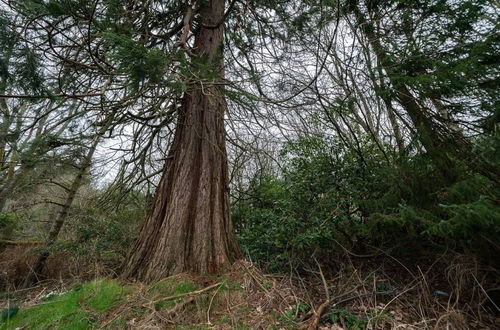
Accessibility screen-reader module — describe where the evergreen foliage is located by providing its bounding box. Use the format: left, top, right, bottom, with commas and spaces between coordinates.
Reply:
233, 136, 500, 270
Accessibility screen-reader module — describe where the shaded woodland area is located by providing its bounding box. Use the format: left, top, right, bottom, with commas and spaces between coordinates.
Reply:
0, 0, 499, 329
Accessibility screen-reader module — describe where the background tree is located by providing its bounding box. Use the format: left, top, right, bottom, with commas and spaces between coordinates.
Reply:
0, 8, 89, 212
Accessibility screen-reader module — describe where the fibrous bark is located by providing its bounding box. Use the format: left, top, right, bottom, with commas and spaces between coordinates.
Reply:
122, 0, 242, 282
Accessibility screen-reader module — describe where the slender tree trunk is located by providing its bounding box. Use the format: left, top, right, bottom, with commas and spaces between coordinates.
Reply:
22, 115, 111, 287
22, 175, 83, 287
385, 103, 405, 154
0, 54, 14, 211
352, 5, 500, 183
0, 168, 30, 212
352, 6, 440, 150
351, 4, 461, 183
0, 46, 13, 173
365, 54, 405, 154
0, 100, 48, 212
122, 0, 242, 282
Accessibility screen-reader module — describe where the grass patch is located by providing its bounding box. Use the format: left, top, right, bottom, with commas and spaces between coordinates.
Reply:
149, 279, 199, 310
0, 279, 127, 330
148, 278, 198, 296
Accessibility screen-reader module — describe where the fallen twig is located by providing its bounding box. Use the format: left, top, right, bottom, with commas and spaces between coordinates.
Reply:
307, 299, 331, 330
144, 282, 223, 307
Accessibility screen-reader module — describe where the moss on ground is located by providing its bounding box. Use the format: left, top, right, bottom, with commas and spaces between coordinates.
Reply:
151, 279, 199, 310
0, 270, 305, 329
1, 279, 127, 330
0, 276, 217, 329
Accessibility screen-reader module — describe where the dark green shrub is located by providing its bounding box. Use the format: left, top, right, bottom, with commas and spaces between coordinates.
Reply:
233, 135, 500, 270
233, 136, 387, 270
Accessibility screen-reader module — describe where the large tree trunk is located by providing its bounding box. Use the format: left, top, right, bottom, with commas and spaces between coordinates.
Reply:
122, 0, 242, 282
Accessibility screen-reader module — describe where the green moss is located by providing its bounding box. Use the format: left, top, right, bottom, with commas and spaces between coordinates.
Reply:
85, 279, 126, 312
220, 279, 242, 291
1, 278, 251, 329
148, 279, 197, 296
173, 282, 198, 295
149, 280, 198, 311
0, 279, 127, 330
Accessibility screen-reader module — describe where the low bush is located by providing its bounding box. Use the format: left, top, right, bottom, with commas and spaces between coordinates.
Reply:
232, 136, 500, 271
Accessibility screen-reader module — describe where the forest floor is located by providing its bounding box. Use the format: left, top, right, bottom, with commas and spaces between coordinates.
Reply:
1, 258, 499, 329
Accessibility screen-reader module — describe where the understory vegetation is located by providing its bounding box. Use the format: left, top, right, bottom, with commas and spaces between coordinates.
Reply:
2, 134, 499, 329
233, 135, 500, 271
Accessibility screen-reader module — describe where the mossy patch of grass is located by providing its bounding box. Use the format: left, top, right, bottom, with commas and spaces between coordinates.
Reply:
150, 280, 198, 310
173, 282, 198, 295
148, 278, 198, 296
0, 279, 127, 330
220, 279, 242, 291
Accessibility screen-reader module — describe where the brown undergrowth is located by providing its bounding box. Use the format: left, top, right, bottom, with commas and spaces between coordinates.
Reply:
0, 245, 120, 290
0, 246, 71, 289
97, 261, 306, 329
1, 256, 499, 329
